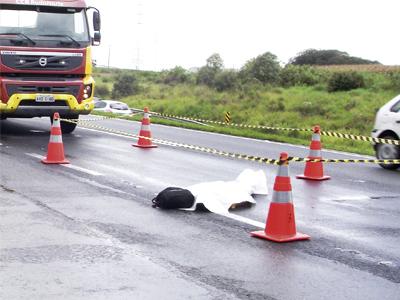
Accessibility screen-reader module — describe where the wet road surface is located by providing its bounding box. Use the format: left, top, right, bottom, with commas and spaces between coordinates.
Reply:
1, 116, 399, 299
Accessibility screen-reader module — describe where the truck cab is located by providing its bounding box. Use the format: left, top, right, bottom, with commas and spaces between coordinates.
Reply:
0, 0, 101, 133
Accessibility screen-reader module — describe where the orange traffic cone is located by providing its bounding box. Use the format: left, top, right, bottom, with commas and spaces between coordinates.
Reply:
251, 152, 310, 242
42, 112, 69, 164
133, 107, 157, 148
297, 125, 330, 181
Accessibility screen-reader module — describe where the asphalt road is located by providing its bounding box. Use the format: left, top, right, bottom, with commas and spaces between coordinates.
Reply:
1, 116, 399, 300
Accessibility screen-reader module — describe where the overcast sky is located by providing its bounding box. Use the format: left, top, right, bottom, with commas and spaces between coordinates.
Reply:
87, 0, 400, 71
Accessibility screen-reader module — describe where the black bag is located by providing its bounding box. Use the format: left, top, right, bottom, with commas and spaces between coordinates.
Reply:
152, 187, 195, 209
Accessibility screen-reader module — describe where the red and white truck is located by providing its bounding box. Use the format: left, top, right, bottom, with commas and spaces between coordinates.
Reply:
0, 0, 101, 133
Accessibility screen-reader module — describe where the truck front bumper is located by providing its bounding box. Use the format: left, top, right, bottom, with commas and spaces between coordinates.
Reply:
0, 93, 94, 118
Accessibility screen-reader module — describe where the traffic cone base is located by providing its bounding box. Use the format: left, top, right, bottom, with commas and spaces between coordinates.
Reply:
42, 158, 70, 164
133, 144, 158, 149
132, 130, 158, 148
296, 174, 330, 181
251, 230, 310, 242
297, 161, 330, 180
42, 143, 70, 164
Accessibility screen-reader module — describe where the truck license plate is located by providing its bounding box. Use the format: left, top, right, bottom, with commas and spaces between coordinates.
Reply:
35, 95, 55, 102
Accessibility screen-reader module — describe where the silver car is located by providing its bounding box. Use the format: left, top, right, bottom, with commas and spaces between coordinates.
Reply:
371, 94, 400, 169
94, 100, 132, 115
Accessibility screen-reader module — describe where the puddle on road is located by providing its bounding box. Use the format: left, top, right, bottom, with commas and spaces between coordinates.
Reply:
332, 196, 371, 202
334, 247, 397, 268
0, 185, 15, 193
323, 195, 400, 203
349, 179, 366, 183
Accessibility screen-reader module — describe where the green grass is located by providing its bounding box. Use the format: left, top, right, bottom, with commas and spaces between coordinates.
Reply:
92, 68, 400, 157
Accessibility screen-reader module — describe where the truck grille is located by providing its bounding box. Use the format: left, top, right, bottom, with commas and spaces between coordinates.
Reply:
19, 100, 69, 107
1, 51, 83, 71
6, 84, 80, 98
2, 73, 83, 81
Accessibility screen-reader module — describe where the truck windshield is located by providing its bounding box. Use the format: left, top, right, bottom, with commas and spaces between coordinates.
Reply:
0, 5, 90, 46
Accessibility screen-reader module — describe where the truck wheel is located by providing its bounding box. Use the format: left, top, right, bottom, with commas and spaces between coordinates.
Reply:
376, 135, 400, 170
50, 116, 78, 134
60, 120, 77, 134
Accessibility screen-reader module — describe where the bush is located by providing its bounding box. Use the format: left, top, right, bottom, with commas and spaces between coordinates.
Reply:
240, 52, 281, 84
161, 66, 190, 85
294, 101, 329, 117
196, 66, 217, 86
344, 99, 358, 110
214, 70, 238, 91
267, 99, 285, 112
290, 49, 380, 65
386, 71, 400, 90
279, 65, 323, 87
195, 53, 225, 87
327, 72, 365, 92
112, 73, 140, 99
94, 84, 110, 98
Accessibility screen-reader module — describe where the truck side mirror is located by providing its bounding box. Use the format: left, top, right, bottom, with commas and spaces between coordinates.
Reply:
93, 11, 101, 31
93, 32, 101, 45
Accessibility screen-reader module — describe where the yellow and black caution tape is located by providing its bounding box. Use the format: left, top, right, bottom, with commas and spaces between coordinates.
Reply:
69, 116, 115, 122
150, 111, 311, 132
67, 110, 400, 145
67, 107, 400, 145
289, 157, 400, 164
147, 111, 400, 146
62, 118, 400, 165
64, 119, 282, 165
320, 131, 400, 145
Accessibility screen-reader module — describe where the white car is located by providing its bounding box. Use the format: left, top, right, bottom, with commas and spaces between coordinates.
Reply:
94, 100, 132, 115
371, 94, 400, 169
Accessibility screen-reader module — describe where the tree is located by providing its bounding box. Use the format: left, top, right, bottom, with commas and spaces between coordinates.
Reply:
196, 53, 225, 87
206, 53, 224, 71
214, 70, 238, 91
240, 52, 281, 84
327, 72, 365, 92
279, 65, 322, 87
112, 73, 140, 99
290, 49, 380, 65
162, 66, 190, 85
94, 83, 110, 98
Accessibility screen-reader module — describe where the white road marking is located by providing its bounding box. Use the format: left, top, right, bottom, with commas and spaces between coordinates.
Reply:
218, 211, 265, 228
26, 152, 48, 160
61, 164, 104, 176
25, 153, 103, 176
331, 195, 371, 202
94, 163, 174, 188
29, 130, 45, 133
66, 172, 130, 195
76, 126, 134, 140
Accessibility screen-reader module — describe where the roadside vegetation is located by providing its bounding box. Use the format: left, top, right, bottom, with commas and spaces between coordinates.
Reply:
92, 49, 400, 156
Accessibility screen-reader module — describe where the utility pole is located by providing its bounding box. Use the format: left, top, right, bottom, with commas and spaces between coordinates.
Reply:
136, 1, 143, 70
